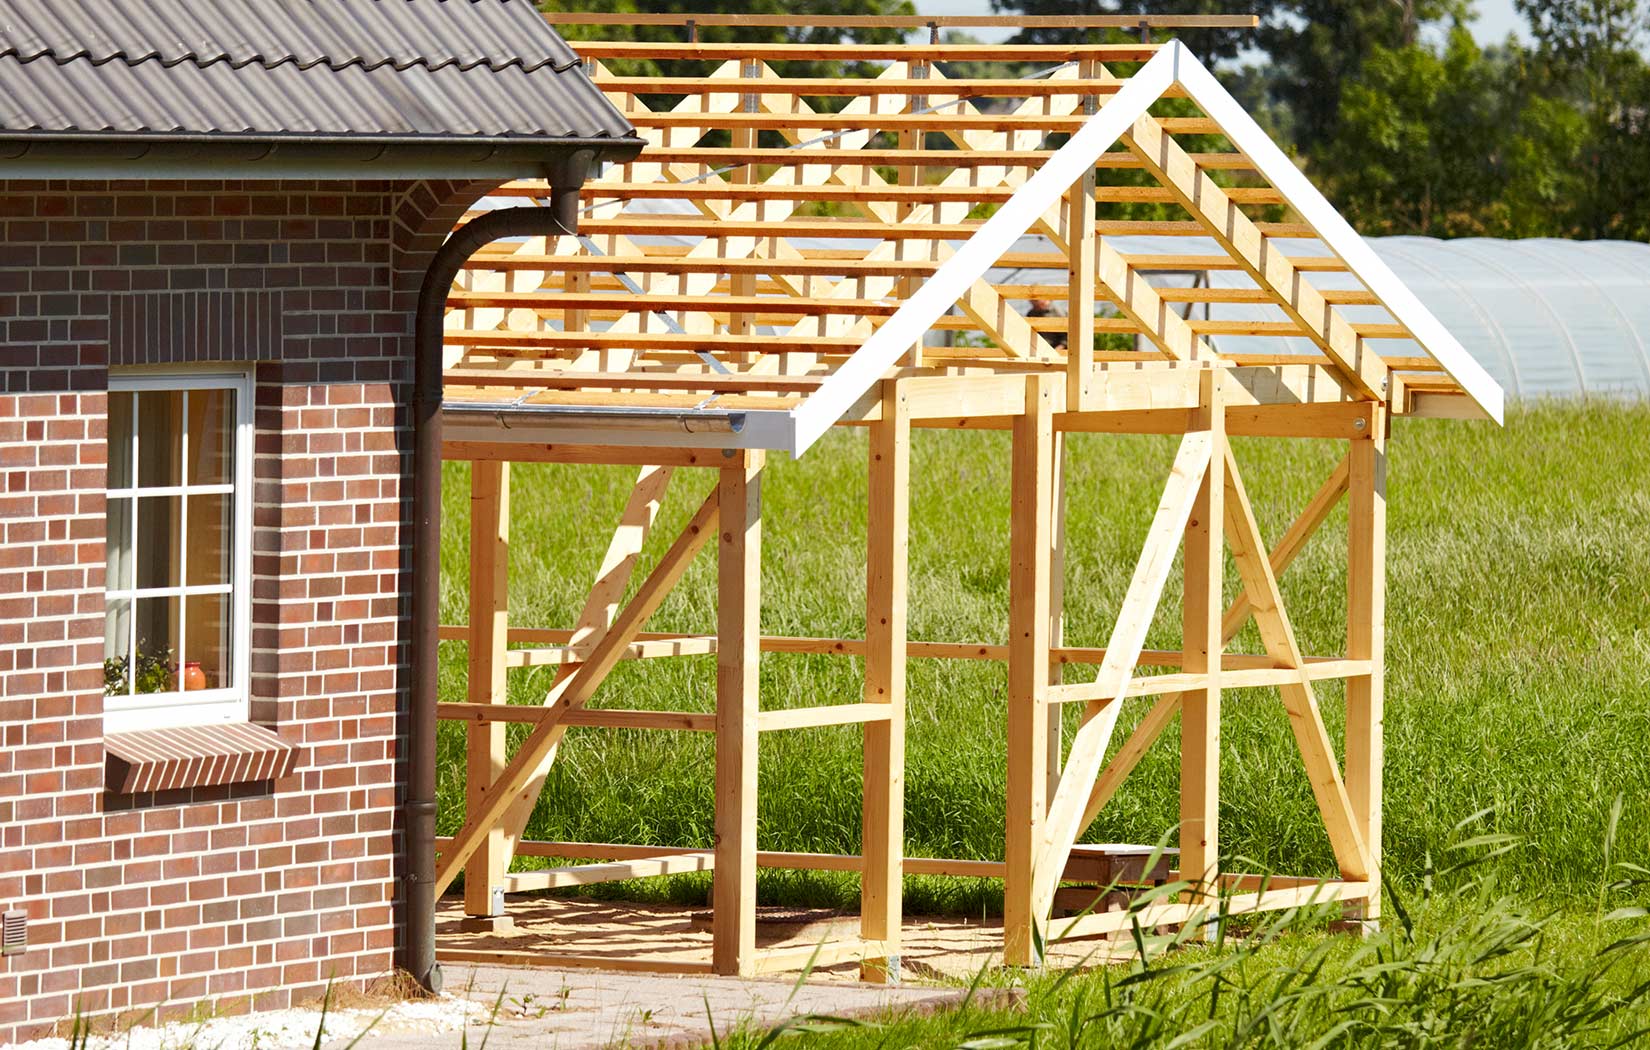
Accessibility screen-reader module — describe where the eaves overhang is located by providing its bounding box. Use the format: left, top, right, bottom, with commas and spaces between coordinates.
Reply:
0, 131, 643, 181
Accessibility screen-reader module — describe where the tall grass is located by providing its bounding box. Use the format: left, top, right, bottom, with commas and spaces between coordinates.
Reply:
718, 816, 1650, 1048
434, 401, 1650, 915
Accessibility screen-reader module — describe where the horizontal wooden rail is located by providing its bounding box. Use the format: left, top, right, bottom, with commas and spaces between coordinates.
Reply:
598, 77, 1157, 97
543, 181, 1285, 206
445, 369, 825, 395
435, 701, 715, 731
504, 851, 716, 892
1123, 253, 1348, 272
435, 838, 1009, 879
441, 330, 868, 354
437, 626, 1361, 673
569, 42, 1165, 62
447, 289, 900, 317
622, 112, 1223, 135
559, 14, 1256, 29
620, 148, 1256, 172
467, 255, 947, 279
552, 216, 1314, 240
757, 703, 893, 731
1047, 659, 1371, 704
1051, 880, 1370, 941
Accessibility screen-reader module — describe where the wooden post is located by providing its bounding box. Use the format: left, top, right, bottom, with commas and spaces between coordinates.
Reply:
713, 451, 763, 976
1046, 433, 1067, 805
1180, 373, 1224, 905
1005, 374, 1055, 967
861, 381, 908, 982
1344, 409, 1387, 929
1065, 146, 1097, 408
464, 461, 510, 924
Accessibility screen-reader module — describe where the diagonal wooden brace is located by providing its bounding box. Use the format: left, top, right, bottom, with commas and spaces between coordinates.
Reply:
1030, 428, 1215, 919
496, 464, 676, 862
1077, 451, 1352, 830
1222, 445, 1371, 880
434, 488, 722, 899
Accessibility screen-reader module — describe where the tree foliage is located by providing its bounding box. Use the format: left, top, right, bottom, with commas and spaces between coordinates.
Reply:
988, 0, 1650, 239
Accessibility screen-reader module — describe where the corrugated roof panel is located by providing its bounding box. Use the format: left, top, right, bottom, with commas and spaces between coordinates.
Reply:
0, 0, 577, 72
0, 0, 633, 143
0, 54, 630, 138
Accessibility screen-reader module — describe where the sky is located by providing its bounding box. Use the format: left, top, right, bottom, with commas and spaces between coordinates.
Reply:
910, 0, 1534, 47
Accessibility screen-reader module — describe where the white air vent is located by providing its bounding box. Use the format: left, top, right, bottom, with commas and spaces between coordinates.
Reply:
1, 910, 25, 956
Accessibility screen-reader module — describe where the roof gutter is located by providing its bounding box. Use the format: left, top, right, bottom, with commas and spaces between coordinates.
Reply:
0, 133, 642, 180
404, 135, 637, 994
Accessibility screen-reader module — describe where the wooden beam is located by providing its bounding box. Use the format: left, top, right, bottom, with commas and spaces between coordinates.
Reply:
573, 41, 1167, 62
432, 485, 721, 899
861, 381, 908, 981
1222, 454, 1350, 641
1004, 374, 1056, 967
1050, 880, 1371, 942
713, 453, 763, 977
1095, 239, 1212, 363
503, 851, 716, 890
1075, 452, 1355, 830
1344, 410, 1388, 927
463, 460, 510, 920
1066, 171, 1098, 405
1181, 375, 1225, 904
498, 465, 676, 863
1223, 446, 1371, 880
466, 839, 1006, 879
1031, 427, 1216, 921
756, 703, 893, 731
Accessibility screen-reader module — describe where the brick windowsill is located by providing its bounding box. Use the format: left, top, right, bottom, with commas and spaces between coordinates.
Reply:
104, 722, 299, 794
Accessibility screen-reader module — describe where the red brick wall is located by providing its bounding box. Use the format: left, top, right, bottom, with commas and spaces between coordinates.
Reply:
0, 178, 492, 1041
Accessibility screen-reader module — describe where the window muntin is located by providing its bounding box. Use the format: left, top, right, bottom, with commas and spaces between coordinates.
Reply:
104, 370, 252, 732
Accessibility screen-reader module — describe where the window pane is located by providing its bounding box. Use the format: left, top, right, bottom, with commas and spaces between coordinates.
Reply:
185, 491, 233, 588
133, 594, 179, 694
104, 596, 132, 696
136, 389, 182, 489
184, 593, 231, 691
107, 391, 134, 490
105, 497, 134, 591
187, 387, 235, 486
135, 494, 180, 590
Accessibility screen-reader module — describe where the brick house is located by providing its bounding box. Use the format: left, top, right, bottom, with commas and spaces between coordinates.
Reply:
0, 1, 636, 1040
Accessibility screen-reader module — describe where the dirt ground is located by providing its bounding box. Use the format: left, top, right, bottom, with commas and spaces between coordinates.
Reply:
436, 895, 1136, 981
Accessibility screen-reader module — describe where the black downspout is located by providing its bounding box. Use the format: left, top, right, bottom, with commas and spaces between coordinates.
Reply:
405, 147, 616, 993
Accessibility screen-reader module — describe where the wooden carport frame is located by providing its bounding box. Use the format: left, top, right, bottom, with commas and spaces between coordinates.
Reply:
427, 24, 1498, 980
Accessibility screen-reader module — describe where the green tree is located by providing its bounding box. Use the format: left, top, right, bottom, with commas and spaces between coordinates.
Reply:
987, 0, 1262, 64
1254, 0, 1473, 153
1318, 27, 1586, 237
1515, 0, 1650, 238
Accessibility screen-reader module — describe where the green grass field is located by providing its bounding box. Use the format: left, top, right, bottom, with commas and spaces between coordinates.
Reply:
436, 400, 1650, 1046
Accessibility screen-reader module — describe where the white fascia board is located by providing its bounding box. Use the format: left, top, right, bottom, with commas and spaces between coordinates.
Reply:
442, 407, 799, 453
1169, 42, 1506, 423
785, 46, 1182, 456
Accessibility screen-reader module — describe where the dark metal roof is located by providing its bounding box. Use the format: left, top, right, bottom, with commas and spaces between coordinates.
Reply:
0, 0, 634, 142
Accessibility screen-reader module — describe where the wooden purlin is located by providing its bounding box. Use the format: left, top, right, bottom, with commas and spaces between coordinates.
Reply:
442, 35, 1485, 422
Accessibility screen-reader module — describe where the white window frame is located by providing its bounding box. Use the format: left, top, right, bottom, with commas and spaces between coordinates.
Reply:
104, 367, 254, 733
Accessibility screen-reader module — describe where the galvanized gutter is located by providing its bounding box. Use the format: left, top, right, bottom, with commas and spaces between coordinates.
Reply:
0, 133, 639, 180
